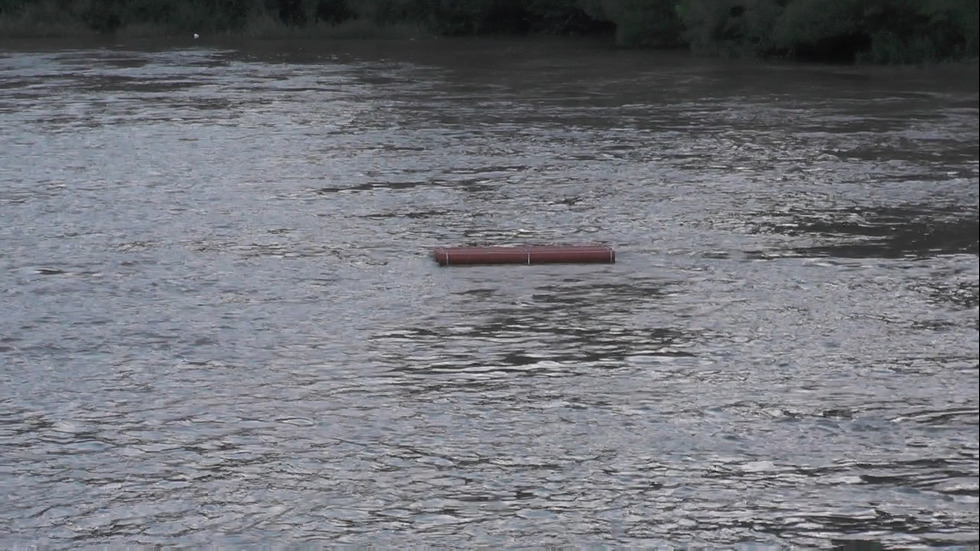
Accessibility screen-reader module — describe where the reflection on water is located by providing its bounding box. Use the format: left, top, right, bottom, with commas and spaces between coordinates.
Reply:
753, 205, 979, 258
0, 38, 977, 548
374, 279, 694, 376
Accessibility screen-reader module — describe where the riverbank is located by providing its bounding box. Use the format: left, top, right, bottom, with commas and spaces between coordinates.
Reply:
0, 9, 431, 41
1, 0, 977, 64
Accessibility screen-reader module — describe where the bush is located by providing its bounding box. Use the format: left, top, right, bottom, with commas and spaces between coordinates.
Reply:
583, 0, 683, 47
0, 0, 976, 62
772, 0, 867, 61
0, 0, 93, 36
862, 0, 979, 63
681, 0, 978, 62
679, 0, 782, 57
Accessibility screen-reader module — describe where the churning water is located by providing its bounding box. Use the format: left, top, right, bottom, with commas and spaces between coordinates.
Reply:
1, 38, 977, 548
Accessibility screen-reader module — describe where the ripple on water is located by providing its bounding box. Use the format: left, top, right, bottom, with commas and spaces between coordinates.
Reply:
0, 40, 977, 548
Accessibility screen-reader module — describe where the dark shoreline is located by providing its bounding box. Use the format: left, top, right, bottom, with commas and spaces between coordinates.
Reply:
1, 0, 977, 65
2, 35, 978, 77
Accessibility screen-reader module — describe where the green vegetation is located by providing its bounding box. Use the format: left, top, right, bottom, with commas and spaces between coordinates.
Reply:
1, 0, 977, 63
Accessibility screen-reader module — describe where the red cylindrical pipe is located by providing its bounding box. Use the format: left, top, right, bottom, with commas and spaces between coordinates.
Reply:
433, 246, 615, 266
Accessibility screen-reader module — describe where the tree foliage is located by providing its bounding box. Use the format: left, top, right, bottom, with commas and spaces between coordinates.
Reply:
677, 0, 979, 62
0, 0, 976, 63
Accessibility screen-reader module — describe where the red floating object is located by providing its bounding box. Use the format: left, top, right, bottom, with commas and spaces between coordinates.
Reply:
433, 245, 615, 266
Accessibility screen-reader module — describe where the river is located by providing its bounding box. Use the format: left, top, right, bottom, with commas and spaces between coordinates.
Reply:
1, 37, 977, 548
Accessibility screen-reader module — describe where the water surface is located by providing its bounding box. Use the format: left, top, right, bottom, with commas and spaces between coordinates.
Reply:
1, 38, 977, 548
